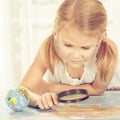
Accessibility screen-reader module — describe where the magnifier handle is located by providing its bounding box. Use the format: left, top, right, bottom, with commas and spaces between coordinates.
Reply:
29, 105, 40, 109
34, 105, 40, 109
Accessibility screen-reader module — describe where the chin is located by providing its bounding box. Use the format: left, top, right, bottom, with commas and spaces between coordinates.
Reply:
69, 63, 83, 68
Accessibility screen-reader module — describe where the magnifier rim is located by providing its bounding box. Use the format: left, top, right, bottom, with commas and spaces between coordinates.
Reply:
58, 89, 89, 103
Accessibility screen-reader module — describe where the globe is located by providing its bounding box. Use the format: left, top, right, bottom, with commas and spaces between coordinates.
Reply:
6, 88, 30, 111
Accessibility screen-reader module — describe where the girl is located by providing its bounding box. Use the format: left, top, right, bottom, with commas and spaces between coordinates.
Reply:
19, 0, 118, 110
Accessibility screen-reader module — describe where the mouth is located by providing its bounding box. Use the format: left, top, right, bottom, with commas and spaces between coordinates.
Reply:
71, 60, 83, 63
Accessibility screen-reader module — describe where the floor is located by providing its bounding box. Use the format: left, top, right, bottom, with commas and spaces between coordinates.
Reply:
1, 90, 120, 120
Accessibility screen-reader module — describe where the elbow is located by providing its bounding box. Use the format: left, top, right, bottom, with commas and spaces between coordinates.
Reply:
92, 88, 106, 96
91, 81, 107, 96
90, 84, 106, 96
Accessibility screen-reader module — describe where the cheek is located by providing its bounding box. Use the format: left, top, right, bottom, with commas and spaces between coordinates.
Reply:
84, 48, 96, 60
59, 46, 70, 58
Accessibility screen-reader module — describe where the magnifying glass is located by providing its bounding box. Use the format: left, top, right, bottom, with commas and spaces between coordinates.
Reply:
31, 89, 89, 109
58, 89, 89, 103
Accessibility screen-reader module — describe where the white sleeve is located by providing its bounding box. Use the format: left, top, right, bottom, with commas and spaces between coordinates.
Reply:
42, 69, 60, 83
42, 70, 51, 83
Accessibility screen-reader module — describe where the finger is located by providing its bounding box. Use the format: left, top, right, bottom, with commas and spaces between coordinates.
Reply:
41, 95, 50, 109
36, 97, 45, 110
46, 93, 55, 108
50, 93, 59, 105
36, 97, 44, 110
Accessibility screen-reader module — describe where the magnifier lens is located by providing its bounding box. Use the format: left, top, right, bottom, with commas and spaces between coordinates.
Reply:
59, 94, 87, 100
58, 89, 89, 103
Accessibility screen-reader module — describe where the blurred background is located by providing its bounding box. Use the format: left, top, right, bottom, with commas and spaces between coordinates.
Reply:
0, 0, 120, 91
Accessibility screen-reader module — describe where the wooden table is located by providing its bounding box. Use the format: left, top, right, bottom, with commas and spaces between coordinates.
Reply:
1, 90, 120, 120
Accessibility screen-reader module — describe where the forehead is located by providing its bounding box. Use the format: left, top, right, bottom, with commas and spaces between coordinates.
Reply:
58, 26, 98, 45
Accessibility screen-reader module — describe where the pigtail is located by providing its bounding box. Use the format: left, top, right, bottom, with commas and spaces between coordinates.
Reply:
44, 33, 61, 75
96, 38, 118, 84
45, 34, 55, 75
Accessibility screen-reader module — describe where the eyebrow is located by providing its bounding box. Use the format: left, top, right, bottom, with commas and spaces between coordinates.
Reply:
63, 39, 73, 44
63, 40, 94, 47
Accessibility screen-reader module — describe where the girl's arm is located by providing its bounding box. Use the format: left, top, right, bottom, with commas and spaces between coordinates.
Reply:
19, 39, 53, 95
18, 43, 52, 107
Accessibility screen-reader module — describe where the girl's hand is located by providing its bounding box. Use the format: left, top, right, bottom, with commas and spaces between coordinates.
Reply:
36, 92, 59, 110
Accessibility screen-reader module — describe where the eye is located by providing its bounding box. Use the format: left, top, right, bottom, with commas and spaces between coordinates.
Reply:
81, 47, 90, 50
64, 44, 73, 47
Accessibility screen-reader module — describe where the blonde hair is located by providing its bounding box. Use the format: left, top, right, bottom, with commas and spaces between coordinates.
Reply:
55, 0, 107, 35
42, 0, 117, 83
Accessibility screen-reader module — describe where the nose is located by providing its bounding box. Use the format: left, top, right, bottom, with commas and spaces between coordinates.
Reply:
72, 48, 82, 59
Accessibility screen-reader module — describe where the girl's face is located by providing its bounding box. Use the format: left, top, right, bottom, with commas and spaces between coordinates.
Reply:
56, 26, 99, 68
